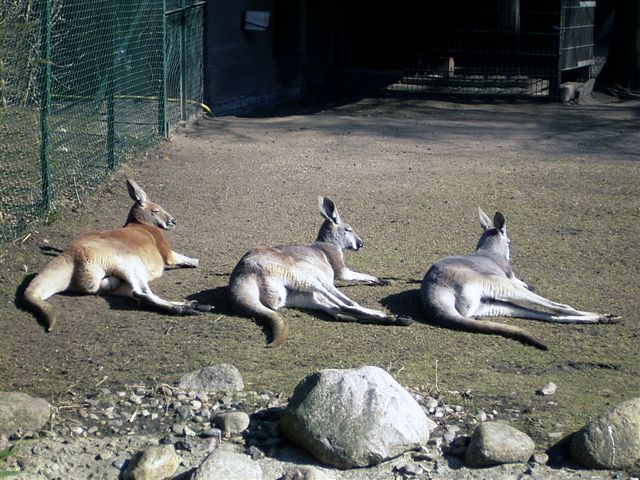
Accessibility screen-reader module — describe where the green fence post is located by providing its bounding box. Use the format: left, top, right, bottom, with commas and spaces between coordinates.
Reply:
180, 0, 187, 124
39, 0, 53, 211
158, 0, 168, 137
106, 1, 116, 170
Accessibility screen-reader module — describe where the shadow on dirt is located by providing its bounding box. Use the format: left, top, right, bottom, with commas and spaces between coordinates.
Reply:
379, 283, 428, 324
13, 273, 47, 331
186, 286, 231, 314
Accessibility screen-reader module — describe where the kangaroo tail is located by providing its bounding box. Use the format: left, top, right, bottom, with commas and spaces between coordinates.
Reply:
229, 275, 289, 348
434, 310, 548, 350
423, 296, 547, 350
23, 255, 74, 332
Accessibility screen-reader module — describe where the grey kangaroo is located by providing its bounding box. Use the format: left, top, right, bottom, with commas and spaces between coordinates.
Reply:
229, 197, 412, 347
24, 179, 209, 331
420, 208, 617, 350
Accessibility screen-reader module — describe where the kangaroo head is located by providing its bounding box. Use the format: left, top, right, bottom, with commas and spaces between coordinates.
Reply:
476, 207, 510, 261
315, 196, 364, 251
124, 179, 176, 230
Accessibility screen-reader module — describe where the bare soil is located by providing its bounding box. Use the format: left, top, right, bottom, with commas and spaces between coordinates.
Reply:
1, 92, 639, 450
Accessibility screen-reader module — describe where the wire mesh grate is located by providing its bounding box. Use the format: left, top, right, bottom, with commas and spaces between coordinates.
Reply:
0, 0, 204, 241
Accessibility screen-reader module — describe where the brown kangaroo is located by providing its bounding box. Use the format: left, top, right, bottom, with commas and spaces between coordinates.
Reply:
420, 208, 618, 350
23, 179, 209, 331
228, 197, 412, 347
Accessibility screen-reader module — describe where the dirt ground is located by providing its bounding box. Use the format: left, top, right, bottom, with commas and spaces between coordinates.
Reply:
1, 92, 639, 449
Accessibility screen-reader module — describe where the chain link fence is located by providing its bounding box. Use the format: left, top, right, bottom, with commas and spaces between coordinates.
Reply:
0, 0, 204, 241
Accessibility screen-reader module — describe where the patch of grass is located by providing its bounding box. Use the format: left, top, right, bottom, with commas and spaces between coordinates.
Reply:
0, 446, 19, 477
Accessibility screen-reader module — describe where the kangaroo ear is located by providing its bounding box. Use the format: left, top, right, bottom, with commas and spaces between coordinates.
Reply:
318, 196, 341, 225
493, 211, 506, 232
126, 179, 148, 203
478, 207, 492, 231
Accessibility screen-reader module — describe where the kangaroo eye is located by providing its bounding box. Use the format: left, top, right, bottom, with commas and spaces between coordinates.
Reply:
345, 227, 353, 232
151, 208, 160, 214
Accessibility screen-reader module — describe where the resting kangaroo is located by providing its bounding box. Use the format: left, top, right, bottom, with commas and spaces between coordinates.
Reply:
24, 179, 208, 331
229, 197, 412, 347
420, 208, 617, 350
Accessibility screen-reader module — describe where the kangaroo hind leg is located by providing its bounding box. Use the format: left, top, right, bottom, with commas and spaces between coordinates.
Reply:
501, 281, 583, 314
477, 300, 613, 324
311, 286, 410, 325
286, 291, 348, 318
110, 260, 202, 315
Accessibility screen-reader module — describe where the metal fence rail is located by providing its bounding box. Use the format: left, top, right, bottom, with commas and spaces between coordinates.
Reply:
0, 0, 204, 241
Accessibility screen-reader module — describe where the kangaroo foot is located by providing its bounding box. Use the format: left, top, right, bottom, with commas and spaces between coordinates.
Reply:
396, 315, 413, 326
600, 314, 621, 324
172, 304, 203, 316
193, 302, 214, 313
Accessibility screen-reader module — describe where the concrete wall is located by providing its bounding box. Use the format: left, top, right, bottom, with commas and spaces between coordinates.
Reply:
204, 0, 332, 115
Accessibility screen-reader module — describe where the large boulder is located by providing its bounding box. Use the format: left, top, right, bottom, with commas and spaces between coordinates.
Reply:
281, 366, 429, 469
0, 391, 50, 436
465, 422, 535, 467
177, 364, 244, 394
571, 397, 640, 469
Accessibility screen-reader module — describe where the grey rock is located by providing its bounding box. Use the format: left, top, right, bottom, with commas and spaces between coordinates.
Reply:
465, 422, 535, 467
395, 461, 424, 475
532, 452, 549, 465
177, 406, 191, 419
202, 427, 222, 439
281, 366, 429, 469
428, 436, 443, 449
571, 396, 640, 469
425, 417, 438, 434
160, 434, 179, 445
96, 450, 113, 460
0, 391, 50, 436
537, 382, 557, 396
172, 423, 187, 435
192, 448, 262, 480
178, 364, 244, 394
280, 465, 335, 480
443, 425, 460, 444
123, 444, 180, 480
213, 411, 251, 434
249, 445, 265, 460
424, 397, 439, 410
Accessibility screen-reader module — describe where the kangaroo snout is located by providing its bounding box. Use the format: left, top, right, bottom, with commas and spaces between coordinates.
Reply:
164, 217, 177, 230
